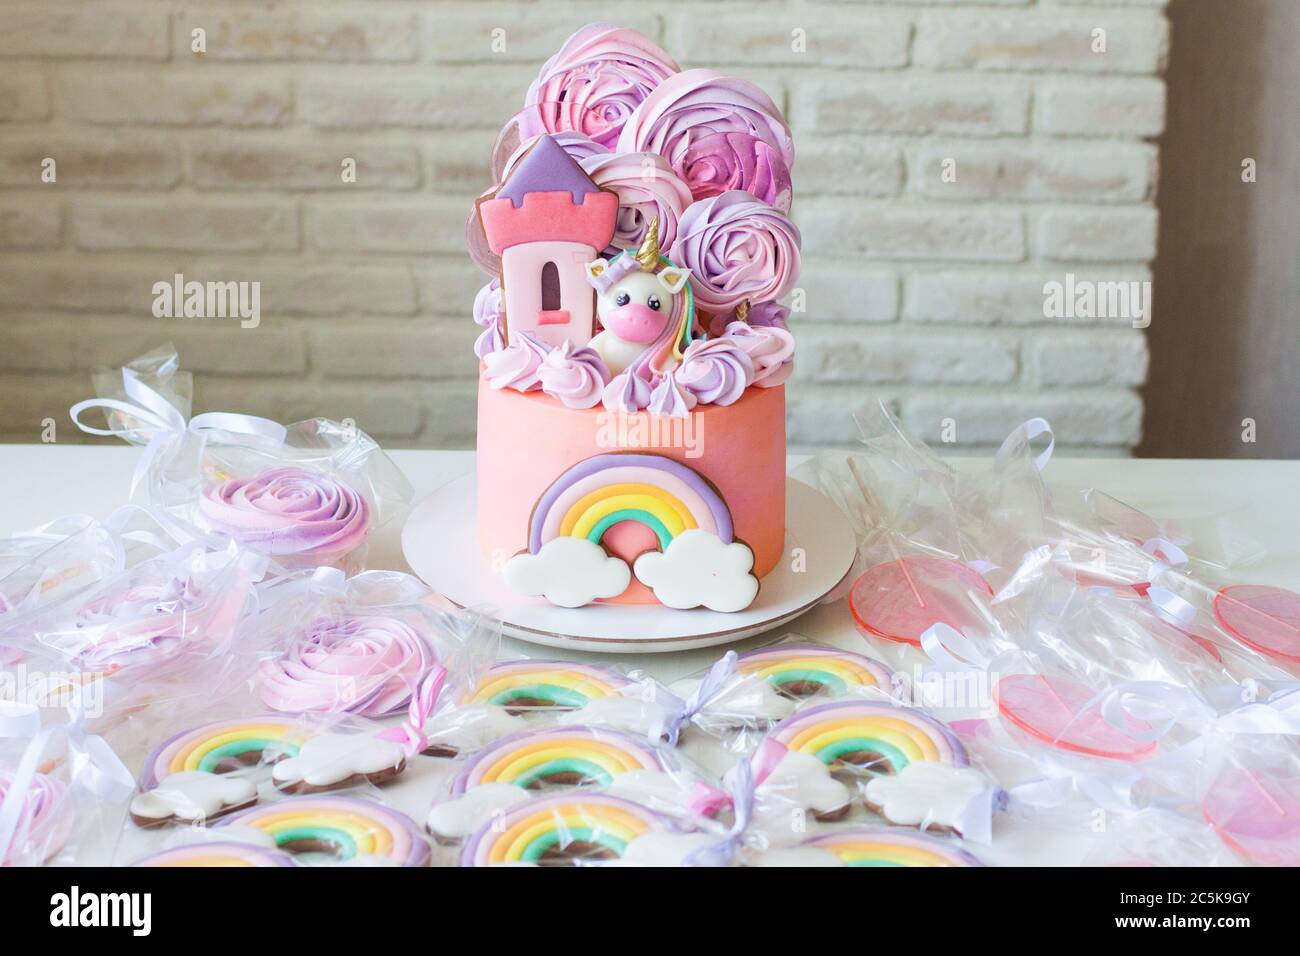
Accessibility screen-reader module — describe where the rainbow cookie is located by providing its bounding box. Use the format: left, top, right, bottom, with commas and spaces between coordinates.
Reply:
428, 727, 686, 841
467, 659, 637, 713
737, 644, 894, 701
768, 700, 968, 775
217, 796, 430, 867
755, 829, 983, 868
459, 792, 678, 866
130, 843, 297, 868
132, 718, 407, 826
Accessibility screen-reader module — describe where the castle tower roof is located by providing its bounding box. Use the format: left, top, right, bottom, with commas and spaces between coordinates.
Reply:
496, 135, 603, 208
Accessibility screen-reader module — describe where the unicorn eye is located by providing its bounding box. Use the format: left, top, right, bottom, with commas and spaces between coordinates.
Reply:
614, 292, 630, 306
646, 296, 661, 311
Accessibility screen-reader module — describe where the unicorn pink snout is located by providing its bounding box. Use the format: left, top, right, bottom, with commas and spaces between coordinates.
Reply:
603, 304, 668, 344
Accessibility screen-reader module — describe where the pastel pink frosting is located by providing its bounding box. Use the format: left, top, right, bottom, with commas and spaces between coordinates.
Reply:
580, 151, 694, 254
671, 190, 802, 313
617, 69, 794, 207
482, 332, 548, 392
259, 614, 439, 717
521, 23, 681, 149
723, 320, 795, 387
199, 467, 371, 560
538, 341, 611, 409
675, 337, 754, 406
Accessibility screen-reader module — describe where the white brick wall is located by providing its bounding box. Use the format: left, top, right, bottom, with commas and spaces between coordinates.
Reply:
0, 0, 1167, 452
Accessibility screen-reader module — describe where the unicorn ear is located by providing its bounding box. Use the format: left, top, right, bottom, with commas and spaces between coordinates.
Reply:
657, 266, 691, 294
586, 259, 610, 280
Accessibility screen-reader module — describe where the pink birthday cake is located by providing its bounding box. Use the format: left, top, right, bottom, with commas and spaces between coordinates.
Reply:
466, 23, 800, 613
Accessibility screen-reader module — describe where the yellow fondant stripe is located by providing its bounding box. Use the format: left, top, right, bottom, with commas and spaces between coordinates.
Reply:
558, 484, 698, 538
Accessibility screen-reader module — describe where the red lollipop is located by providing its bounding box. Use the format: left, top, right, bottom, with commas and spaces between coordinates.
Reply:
1213, 584, 1300, 663
1203, 768, 1300, 866
994, 674, 1157, 761
849, 555, 993, 648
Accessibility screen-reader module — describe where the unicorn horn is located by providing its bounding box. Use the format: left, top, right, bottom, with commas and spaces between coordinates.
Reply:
635, 217, 661, 271
735, 300, 750, 323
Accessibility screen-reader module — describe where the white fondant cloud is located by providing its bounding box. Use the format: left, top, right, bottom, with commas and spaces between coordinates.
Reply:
271, 733, 405, 789
740, 749, 852, 818
426, 783, 531, 841
131, 771, 257, 823
504, 537, 631, 608
863, 762, 990, 833
423, 704, 528, 754
555, 693, 679, 739
601, 831, 718, 867
634, 530, 759, 612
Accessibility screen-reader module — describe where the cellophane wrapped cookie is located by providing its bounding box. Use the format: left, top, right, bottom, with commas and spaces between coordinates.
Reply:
423, 723, 730, 863
113, 696, 439, 868
70, 346, 413, 572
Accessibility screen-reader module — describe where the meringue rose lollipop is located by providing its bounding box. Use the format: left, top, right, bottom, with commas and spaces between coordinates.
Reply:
670, 190, 801, 314
258, 615, 440, 718
580, 151, 694, 255
0, 769, 73, 866
521, 23, 681, 149
199, 466, 371, 564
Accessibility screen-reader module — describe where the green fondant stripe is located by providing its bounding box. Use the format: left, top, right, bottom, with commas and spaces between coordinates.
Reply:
197, 738, 299, 773
515, 758, 613, 790
274, 826, 358, 860
490, 685, 588, 708
520, 827, 628, 863
816, 737, 910, 773
585, 510, 672, 551
769, 669, 847, 695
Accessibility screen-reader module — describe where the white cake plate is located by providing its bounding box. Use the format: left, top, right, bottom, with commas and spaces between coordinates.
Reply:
401, 472, 856, 654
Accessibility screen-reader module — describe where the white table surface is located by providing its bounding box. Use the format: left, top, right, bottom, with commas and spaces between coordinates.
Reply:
4, 445, 1298, 866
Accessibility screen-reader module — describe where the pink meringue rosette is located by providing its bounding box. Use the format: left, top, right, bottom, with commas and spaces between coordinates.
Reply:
259, 614, 439, 718
675, 337, 755, 406
482, 331, 548, 392
0, 769, 72, 866
602, 369, 653, 413
538, 341, 611, 409
199, 466, 371, 563
724, 319, 795, 388
580, 151, 694, 254
671, 190, 802, 314
522, 23, 681, 149
57, 579, 197, 672
646, 369, 697, 419
617, 69, 795, 208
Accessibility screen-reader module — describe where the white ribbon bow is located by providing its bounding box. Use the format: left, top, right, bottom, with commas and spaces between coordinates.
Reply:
995, 418, 1055, 473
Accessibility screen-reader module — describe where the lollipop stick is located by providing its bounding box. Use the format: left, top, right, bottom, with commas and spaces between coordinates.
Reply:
1244, 769, 1286, 817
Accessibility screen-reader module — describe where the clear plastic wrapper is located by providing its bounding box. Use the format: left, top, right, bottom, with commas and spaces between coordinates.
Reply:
745, 824, 987, 867
70, 345, 413, 572
424, 724, 727, 849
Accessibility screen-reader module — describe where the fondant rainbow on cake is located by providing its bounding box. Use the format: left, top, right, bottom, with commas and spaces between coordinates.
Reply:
459, 793, 672, 866
450, 727, 670, 795
139, 717, 309, 789
528, 453, 733, 553
130, 843, 297, 868
467, 659, 636, 711
802, 829, 983, 867
767, 701, 968, 773
217, 796, 430, 867
737, 645, 894, 699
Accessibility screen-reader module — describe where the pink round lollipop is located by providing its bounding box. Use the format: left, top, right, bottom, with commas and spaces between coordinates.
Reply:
1203, 768, 1300, 866
849, 555, 993, 648
1213, 584, 1300, 663
995, 674, 1156, 762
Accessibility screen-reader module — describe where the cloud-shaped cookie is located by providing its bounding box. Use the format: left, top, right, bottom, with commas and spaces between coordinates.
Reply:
504, 538, 631, 608
634, 530, 759, 611
863, 762, 990, 835
130, 771, 258, 827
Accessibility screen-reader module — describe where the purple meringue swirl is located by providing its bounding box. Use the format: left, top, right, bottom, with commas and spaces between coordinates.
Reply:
601, 369, 652, 413
617, 69, 795, 206
580, 151, 694, 254
473, 279, 502, 328
521, 23, 681, 149
671, 190, 802, 313
724, 320, 795, 388
676, 337, 755, 406
538, 341, 611, 409
646, 370, 697, 419
199, 467, 371, 560
259, 614, 439, 718
482, 332, 548, 392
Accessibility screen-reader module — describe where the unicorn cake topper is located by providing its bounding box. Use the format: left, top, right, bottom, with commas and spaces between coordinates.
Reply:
584, 218, 694, 377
